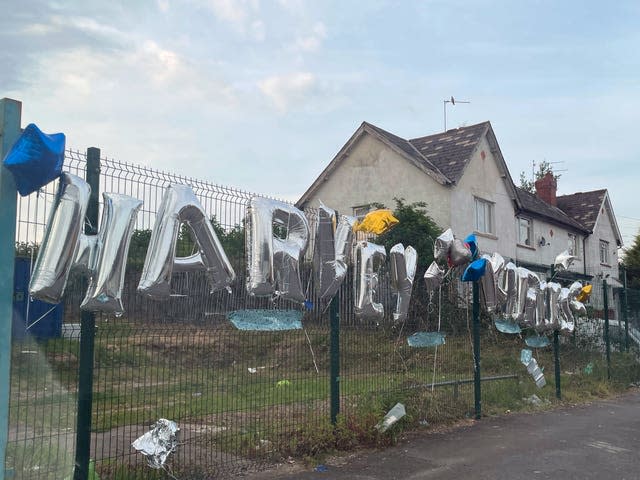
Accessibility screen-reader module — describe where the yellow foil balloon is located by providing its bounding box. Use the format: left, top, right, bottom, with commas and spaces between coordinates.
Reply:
576, 284, 592, 303
353, 209, 399, 235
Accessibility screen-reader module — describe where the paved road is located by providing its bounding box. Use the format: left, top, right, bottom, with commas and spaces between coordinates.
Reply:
249, 390, 640, 480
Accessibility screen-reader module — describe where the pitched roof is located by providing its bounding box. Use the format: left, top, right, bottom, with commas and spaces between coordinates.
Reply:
556, 190, 607, 232
362, 122, 447, 182
515, 187, 589, 233
409, 121, 490, 183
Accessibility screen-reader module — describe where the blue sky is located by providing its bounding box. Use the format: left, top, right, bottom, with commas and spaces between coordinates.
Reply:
2, 0, 639, 247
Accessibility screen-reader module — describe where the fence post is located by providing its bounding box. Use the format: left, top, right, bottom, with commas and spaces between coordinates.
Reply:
548, 265, 561, 400
0, 98, 22, 480
622, 266, 629, 352
603, 277, 610, 380
73, 147, 100, 480
472, 281, 481, 420
329, 293, 340, 425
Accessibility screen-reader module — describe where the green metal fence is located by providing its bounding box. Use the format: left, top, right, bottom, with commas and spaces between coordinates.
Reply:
7, 148, 640, 479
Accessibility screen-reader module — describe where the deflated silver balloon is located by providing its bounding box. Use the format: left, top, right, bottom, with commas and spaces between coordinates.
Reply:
313, 204, 354, 303
30, 173, 90, 303
558, 287, 575, 334
424, 261, 445, 296
554, 250, 577, 272
547, 282, 562, 330
82, 193, 142, 313
534, 280, 548, 332
389, 244, 417, 322
502, 263, 520, 321
481, 252, 505, 311
449, 238, 472, 267
138, 184, 235, 299
354, 241, 386, 321
433, 228, 454, 262
245, 197, 309, 303
568, 281, 587, 316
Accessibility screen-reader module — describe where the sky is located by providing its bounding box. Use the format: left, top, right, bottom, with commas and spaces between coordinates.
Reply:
2, 0, 640, 247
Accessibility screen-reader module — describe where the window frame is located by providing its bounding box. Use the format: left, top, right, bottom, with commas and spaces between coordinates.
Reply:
474, 197, 494, 235
568, 233, 580, 257
352, 204, 371, 221
599, 239, 610, 265
516, 216, 533, 247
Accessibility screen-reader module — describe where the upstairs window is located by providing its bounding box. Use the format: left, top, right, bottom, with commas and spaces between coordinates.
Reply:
568, 233, 580, 257
517, 217, 532, 246
599, 240, 609, 264
474, 197, 494, 234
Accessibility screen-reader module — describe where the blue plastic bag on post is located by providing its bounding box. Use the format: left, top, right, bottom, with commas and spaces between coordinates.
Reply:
3, 123, 65, 196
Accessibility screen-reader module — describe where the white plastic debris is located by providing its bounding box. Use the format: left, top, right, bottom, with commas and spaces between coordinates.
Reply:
375, 403, 406, 433
132, 418, 179, 469
520, 349, 546, 389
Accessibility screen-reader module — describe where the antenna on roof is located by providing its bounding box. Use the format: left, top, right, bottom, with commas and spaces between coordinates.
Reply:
443, 96, 470, 131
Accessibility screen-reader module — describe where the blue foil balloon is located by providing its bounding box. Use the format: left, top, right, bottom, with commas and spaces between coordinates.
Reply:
462, 258, 487, 282
3, 123, 65, 196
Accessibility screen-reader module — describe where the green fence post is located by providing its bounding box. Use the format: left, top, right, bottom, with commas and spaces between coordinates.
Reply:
73, 147, 100, 480
0, 98, 22, 480
329, 294, 340, 425
553, 330, 561, 399
472, 281, 481, 420
603, 277, 610, 381
623, 266, 629, 352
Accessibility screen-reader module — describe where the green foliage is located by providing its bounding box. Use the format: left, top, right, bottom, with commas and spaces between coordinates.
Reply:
376, 198, 442, 269
518, 160, 561, 193
622, 233, 640, 289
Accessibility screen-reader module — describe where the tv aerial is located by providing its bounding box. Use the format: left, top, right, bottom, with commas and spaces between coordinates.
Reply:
443, 96, 470, 131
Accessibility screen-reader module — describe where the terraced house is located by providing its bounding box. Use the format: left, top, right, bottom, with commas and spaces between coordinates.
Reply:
297, 121, 623, 316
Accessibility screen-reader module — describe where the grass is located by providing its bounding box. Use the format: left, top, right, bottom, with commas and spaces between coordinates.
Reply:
8, 320, 640, 479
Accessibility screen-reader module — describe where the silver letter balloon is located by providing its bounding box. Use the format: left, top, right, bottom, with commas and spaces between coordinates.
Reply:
137, 184, 235, 298
246, 197, 310, 303
29, 173, 142, 315
389, 243, 417, 322
353, 241, 386, 322
313, 204, 355, 304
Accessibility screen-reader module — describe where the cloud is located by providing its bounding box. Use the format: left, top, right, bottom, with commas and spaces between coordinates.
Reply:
258, 71, 316, 112
157, 0, 170, 12
293, 21, 326, 52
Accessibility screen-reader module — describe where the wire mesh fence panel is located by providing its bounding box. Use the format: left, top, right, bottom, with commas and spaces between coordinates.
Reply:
10, 147, 640, 479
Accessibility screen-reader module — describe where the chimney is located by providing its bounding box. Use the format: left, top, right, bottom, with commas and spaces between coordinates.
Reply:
534, 172, 557, 206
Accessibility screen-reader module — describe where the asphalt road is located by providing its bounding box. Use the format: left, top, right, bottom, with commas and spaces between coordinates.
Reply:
248, 389, 640, 480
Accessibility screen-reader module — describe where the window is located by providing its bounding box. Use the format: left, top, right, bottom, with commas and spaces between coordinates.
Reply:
353, 205, 371, 220
568, 233, 580, 256
599, 240, 609, 264
474, 197, 494, 234
517, 217, 532, 246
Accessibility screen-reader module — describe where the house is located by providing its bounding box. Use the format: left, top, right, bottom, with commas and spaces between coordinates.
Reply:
297, 121, 623, 316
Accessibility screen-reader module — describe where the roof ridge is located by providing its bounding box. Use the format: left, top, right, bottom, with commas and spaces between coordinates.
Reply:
557, 189, 607, 199
408, 120, 491, 142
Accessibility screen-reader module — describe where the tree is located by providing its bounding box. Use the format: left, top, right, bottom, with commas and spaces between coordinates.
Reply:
519, 160, 561, 193
376, 198, 442, 269
621, 232, 640, 289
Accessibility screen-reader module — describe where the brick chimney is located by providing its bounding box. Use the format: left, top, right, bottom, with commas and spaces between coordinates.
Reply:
534, 172, 557, 206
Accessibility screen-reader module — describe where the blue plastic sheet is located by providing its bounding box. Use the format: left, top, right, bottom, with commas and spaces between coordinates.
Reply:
494, 318, 521, 334
227, 309, 303, 331
407, 332, 446, 348
525, 334, 551, 348
462, 258, 487, 282
3, 123, 65, 196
